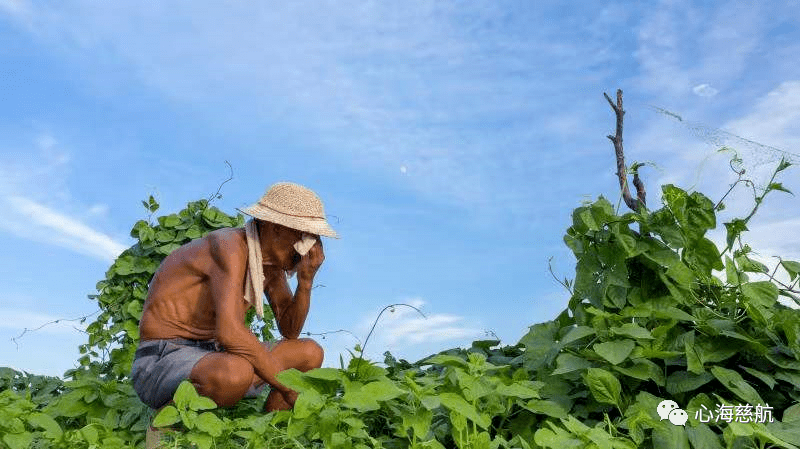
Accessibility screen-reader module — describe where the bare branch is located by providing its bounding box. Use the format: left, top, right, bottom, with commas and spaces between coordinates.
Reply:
605, 89, 646, 211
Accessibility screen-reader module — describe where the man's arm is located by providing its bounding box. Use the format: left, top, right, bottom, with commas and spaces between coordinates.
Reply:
206, 232, 295, 399
266, 237, 324, 339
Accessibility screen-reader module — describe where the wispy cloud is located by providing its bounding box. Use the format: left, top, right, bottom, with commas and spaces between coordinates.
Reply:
0, 133, 126, 262
724, 81, 800, 159
354, 298, 483, 362
1, 196, 125, 262
632, 0, 800, 106
376, 299, 480, 345
2, 2, 631, 224
0, 0, 27, 17
693, 84, 719, 98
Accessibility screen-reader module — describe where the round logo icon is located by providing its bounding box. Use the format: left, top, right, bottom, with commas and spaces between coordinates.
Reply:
656, 400, 680, 420
668, 408, 688, 426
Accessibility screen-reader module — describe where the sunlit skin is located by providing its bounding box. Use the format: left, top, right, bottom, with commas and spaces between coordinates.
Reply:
138, 220, 325, 411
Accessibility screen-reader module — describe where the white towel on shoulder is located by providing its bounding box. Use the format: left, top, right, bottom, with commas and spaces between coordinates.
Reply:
244, 219, 266, 319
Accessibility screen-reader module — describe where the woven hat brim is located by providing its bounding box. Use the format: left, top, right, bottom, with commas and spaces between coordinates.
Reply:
238, 204, 340, 239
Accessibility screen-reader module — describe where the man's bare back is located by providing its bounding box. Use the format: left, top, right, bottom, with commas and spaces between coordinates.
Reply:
139, 228, 250, 343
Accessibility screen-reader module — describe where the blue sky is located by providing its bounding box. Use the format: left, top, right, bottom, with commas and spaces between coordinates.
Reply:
1, 1, 799, 377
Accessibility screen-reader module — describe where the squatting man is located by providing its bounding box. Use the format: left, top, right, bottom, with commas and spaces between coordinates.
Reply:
131, 182, 338, 412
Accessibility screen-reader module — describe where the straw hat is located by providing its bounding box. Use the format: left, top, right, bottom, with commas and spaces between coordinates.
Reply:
238, 182, 339, 238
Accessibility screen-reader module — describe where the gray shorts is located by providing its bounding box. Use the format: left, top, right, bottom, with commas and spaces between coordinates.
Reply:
131, 339, 221, 409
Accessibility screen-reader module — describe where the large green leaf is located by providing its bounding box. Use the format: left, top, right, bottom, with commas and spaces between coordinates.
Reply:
534, 424, 584, 448
666, 371, 714, 395
684, 331, 704, 374
585, 368, 621, 407
152, 405, 180, 427
611, 323, 653, 340
686, 191, 716, 236
495, 381, 541, 399
686, 423, 723, 449
742, 281, 779, 307
342, 379, 403, 412
613, 359, 665, 385
2, 432, 34, 449
187, 432, 213, 449
552, 353, 593, 375
652, 422, 691, 449
522, 399, 569, 419
683, 237, 723, 272
593, 339, 636, 365
742, 281, 779, 327
27, 412, 63, 439
518, 321, 562, 370
292, 389, 325, 419
303, 367, 349, 383
195, 411, 224, 437
561, 326, 595, 345
710, 366, 764, 406
438, 392, 490, 429
173, 381, 216, 411
781, 260, 800, 281
662, 185, 688, 227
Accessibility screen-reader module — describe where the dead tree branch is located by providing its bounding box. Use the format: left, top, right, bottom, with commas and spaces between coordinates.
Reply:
605, 89, 646, 211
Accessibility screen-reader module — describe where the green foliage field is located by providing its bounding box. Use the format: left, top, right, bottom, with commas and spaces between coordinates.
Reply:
2, 159, 800, 448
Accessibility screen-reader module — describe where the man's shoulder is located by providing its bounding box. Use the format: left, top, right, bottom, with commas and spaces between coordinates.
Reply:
162, 227, 246, 275
205, 227, 247, 254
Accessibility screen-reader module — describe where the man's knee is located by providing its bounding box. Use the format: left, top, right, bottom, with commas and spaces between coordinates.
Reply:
191, 354, 254, 406
218, 355, 255, 388
299, 338, 324, 370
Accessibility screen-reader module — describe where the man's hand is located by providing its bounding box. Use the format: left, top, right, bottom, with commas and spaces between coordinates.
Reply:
296, 237, 324, 281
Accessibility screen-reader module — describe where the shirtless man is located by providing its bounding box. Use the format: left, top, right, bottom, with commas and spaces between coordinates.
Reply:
131, 182, 338, 412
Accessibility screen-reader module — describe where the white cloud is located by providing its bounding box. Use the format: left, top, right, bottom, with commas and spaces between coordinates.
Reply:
634, 0, 770, 101
1, 196, 126, 262
354, 297, 483, 361
0, 2, 626, 224
693, 84, 719, 97
35, 133, 58, 151
87, 203, 110, 217
724, 81, 800, 158
0, 0, 27, 16
0, 133, 126, 262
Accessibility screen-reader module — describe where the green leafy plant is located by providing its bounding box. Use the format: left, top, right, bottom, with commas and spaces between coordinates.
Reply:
2, 109, 799, 448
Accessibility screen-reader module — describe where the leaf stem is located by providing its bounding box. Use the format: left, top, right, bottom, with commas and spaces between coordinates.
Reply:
353, 303, 427, 378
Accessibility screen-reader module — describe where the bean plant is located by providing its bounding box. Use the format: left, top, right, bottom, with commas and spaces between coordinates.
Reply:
2, 158, 799, 448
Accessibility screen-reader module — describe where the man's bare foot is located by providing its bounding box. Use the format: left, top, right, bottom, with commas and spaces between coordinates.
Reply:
264, 389, 296, 412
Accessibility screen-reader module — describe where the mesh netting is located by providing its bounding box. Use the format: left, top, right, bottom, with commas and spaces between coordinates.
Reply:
649, 105, 800, 190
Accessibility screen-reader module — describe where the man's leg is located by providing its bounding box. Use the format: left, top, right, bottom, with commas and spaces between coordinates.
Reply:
253, 338, 324, 411
190, 338, 323, 409
189, 353, 255, 407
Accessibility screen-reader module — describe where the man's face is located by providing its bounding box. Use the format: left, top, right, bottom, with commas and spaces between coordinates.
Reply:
263, 222, 303, 270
